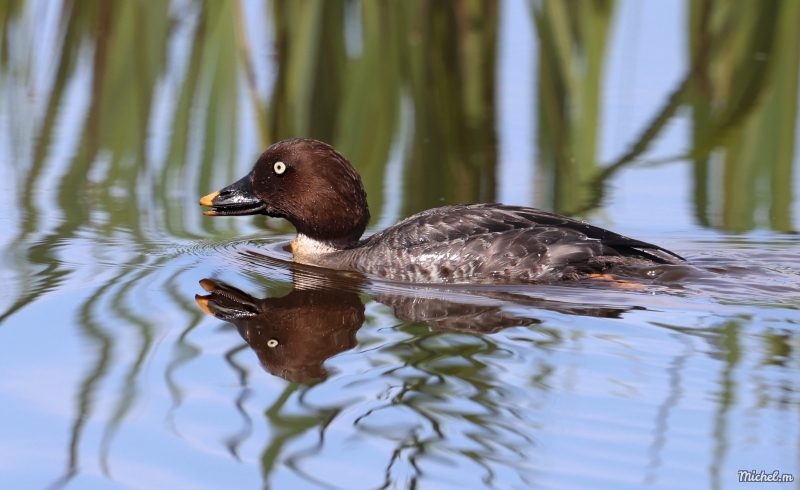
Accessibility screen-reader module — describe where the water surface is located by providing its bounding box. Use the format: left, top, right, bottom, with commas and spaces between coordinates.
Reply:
1, 1, 799, 489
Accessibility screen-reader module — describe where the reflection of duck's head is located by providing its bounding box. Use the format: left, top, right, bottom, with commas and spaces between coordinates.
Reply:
195, 279, 364, 383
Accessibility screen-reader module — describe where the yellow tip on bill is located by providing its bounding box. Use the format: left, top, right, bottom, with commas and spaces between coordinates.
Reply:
195, 295, 213, 316
199, 191, 219, 207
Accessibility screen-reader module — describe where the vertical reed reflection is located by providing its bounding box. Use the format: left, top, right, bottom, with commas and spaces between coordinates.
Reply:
163, 275, 206, 434
688, 0, 800, 232
401, 1, 499, 213
267, 0, 500, 215
532, 0, 800, 230
710, 321, 741, 490
222, 344, 254, 461
532, 0, 613, 215
644, 336, 692, 485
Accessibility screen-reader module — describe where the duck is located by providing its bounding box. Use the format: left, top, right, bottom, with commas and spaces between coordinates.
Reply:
200, 138, 683, 283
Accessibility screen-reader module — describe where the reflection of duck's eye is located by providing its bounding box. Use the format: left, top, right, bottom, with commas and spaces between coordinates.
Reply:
267, 339, 279, 348
273, 161, 286, 175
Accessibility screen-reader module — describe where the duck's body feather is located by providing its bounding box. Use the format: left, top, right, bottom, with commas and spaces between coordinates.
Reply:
314, 204, 681, 283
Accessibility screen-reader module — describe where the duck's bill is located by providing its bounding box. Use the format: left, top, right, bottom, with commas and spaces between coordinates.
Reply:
199, 174, 267, 216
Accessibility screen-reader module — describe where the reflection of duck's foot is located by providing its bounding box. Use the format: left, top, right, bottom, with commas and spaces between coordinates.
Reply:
588, 273, 648, 290
195, 279, 261, 320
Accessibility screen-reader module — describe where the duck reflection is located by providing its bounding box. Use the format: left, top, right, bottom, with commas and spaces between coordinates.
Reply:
196, 256, 640, 382
373, 290, 637, 334
196, 278, 363, 382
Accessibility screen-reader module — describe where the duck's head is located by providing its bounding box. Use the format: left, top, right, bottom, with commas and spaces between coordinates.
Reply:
200, 138, 370, 247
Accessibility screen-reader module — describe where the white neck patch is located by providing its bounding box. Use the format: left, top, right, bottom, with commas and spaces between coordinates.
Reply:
290, 233, 340, 264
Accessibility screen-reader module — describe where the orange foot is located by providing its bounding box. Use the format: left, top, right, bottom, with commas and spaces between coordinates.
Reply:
588, 274, 648, 290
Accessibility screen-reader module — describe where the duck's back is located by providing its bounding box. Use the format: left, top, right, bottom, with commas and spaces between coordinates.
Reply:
336, 204, 682, 283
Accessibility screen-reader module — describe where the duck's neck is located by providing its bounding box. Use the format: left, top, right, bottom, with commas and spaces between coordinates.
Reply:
290, 233, 353, 265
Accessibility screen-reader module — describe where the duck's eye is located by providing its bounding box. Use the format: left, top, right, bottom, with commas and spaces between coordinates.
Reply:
267, 338, 279, 348
273, 161, 286, 175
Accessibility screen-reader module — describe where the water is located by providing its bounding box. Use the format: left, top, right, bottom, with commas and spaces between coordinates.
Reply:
1, 1, 800, 489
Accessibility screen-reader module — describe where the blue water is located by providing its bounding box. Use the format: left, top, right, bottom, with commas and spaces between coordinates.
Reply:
1, 1, 799, 489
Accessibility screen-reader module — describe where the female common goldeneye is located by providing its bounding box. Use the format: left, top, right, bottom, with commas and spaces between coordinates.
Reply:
200, 138, 683, 283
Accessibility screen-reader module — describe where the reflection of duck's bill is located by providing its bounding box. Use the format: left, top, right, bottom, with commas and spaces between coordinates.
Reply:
195, 279, 260, 320
199, 174, 267, 217
195, 295, 213, 316
195, 278, 216, 316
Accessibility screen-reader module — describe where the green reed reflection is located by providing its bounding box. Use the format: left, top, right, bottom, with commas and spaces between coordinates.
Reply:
710, 321, 741, 490
533, 0, 800, 225
533, 0, 613, 215
268, 0, 500, 215
688, 0, 800, 232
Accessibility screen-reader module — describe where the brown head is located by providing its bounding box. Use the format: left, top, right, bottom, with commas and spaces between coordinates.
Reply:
200, 138, 370, 247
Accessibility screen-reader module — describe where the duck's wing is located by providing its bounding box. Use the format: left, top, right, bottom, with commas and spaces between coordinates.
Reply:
364, 203, 683, 264
491, 205, 685, 262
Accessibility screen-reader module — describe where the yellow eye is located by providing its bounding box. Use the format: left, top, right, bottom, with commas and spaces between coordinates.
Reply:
273, 161, 286, 175
267, 339, 279, 348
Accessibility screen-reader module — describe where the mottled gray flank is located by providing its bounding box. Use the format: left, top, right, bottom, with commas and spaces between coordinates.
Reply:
311, 203, 682, 284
